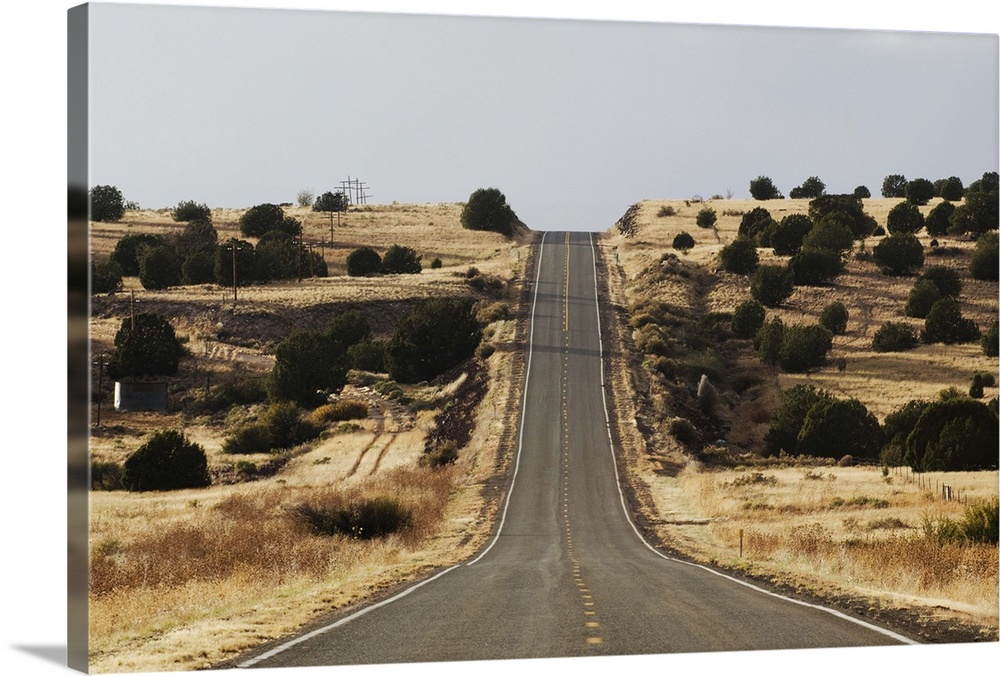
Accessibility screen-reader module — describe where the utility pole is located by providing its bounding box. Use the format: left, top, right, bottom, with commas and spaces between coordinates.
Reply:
223, 241, 248, 304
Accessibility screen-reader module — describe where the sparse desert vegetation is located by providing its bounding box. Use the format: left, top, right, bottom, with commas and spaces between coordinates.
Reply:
87, 197, 535, 672
598, 184, 998, 640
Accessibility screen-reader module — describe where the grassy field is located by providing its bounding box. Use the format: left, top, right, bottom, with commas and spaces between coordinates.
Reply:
598, 196, 999, 640
87, 202, 534, 672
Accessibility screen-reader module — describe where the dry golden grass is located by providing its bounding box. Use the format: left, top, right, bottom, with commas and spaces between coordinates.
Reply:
603, 196, 999, 637
87, 203, 531, 672
646, 463, 998, 632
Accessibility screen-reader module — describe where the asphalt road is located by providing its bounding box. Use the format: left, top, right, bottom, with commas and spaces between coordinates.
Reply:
237, 231, 914, 669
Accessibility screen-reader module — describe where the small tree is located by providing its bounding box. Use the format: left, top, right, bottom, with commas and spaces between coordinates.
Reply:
764, 384, 830, 456
969, 231, 999, 281
967, 171, 999, 194
925, 201, 956, 237
138, 245, 181, 290
461, 188, 517, 237
939, 176, 965, 201
749, 176, 783, 200
750, 264, 794, 307
731, 299, 766, 339
819, 301, 849, 334
769, 214, 813, 255
853, 185, 871, 199
174, 218, 218, 260
738, 207, 773, 240
797, 397, 882, 459
872, 322, 919, 352
181, 251, 216, 285
106, 312, 184, 381
949, 192, 999, 238
91, 260, 123, 294
904, 398, 999, 471
386, 298, 482, 384
327, 309, 372, 348
214, 239, 256, 287
905, 178, 935, 206
801, 213, 854, 253
270, 330, 350, 407
381, 244, 422, 274
981, 320, 999, 357
905, 279, 943, 319
919, 265, 962, 298
111, 233, 164, 276
718, 237, 758, 274
886, 202, 925, 234
808, 195, 873, 240
881, 174, 908, 198
789, 248, 843, 286
778, 324, 833, 373
255, 238, 300, 281
672, 232, 695, 252
239, 203, 287, 238
754, 317, 785, 366
313, 191, 348, 212
923, 297, 980, 345
696, 207, 717, 229
89, 184, 125, 222
122, 430, 210, 491
881, 399, 931, 465
297, 189, 314, 207
789, 176, 826, 199
346, 246, 382, 276
171, 200, 211, 223
872, 232, 924, 276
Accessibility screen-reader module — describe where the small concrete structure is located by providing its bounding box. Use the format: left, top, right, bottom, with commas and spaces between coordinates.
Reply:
114, 381, 168, 412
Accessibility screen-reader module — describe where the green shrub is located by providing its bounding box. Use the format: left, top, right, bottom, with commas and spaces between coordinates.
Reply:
430, 257, 443, 269
421, 441, 459, 468
106, 312, 184, 380
669, 418, 700, 446
881, 174, 907, 198
871, 322, 919, 352
738, 207, 773, 240
138, 245, 181, 290
819, 302, 849, 334
91, 260, 123, 294
925, 201, 956, 237
222, 423, 273, 455
886, 201, 925, 234
872, 232, 924, 276
313, 191, 348, 212
904, 178, 935, 206
918, 265, 962, 298
269, 330, 350, 407
386, 298, 482, 384
754, 317, 785, 365
214, 238, 256, 287
750, 264, 794, 307
181, 251, 216, 285
381, 244, 422, 274
765, 385, 831, 456
460, 187, 517, 237
807, 195, 874, 240
718, 237, 758, 274
254, 238, 300, 281
672, 231, 695, 252
348, 340, 388, 373
172, 200, 211, 223
657, 205, 677, 217
982, 320, 999, 357
789, 247, 843, 286
260, 400, 320, 449
769, 214, 813, 255
880, 399, 931, 465
969, 230, 998, 281
749, 176, 783, 200
904, 279, 943, 319
939, 176, 965, 201
922, 297, 980, 345
970, 374, 986, 399
796, 397, 882, 459
294, 496, 412, 539
778, 324, 833, 372
960, 498, 999, 545
122, 430, 210, 491
239, 203, 288, 238
949, 192, 998, 238
111, 233, 164, 276
696, 207, 717, 229
731, 299, 766, 339
904, 398, 999, 471
346, 246, 382, 276
801, 213, 855, 252
89, 184, 125, 222
853, 185, 871, 198
789, 176, 826, 199
327, 310, 372, 347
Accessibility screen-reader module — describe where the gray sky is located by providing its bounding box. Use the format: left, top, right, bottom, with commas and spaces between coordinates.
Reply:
84, 2, 998, 232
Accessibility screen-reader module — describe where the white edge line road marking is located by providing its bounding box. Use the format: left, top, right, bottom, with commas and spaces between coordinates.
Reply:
467, 231, 549, 565
585, 233, 918, 647
238, 233, 550, 668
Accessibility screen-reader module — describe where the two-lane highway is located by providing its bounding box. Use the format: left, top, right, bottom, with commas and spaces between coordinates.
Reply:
236, 231, 914, 669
